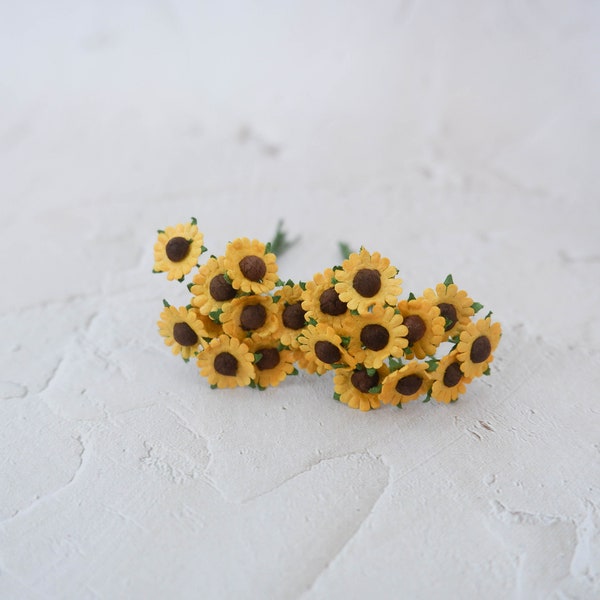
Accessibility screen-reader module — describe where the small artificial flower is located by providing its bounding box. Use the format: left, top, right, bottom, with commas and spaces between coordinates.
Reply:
334, 247, 402, 314
456, 317, 502, 378
245, 334, 297, 388
297, 323, 356, 375
301, 268, 349, 331
220, 295, 279, 340
272, 282, 307, 348
157, 304, 208, 360
223, 238, 279, 294
197, 334, 255, 388
333, 364, 389, 411
380, 361, 431, 406
397, 296, 445, 359
153, 219, 205, 281
191, 255, 238, 316
430, 350, 473, 403
341, 304, 408, 369
422, 276, 475, 340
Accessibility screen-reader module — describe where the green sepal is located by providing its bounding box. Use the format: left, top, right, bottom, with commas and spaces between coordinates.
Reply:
331, 363, 346, 369
157, 229, 165, 234
186, 304, 192, 310
162, 299, 171, 307
277, 342, 287, 351
472, 302, 484, 313
210, 384, 218, 390
443, 274, 454, 286
308, 317, 318, 326
423, 389, 432, 403
222, 272, 233, 284
190, 217, 197, 226
299, 281, 307, 291
483, 366, 491, 376
182, 357, 190, 363
425, 358, 439, 372
339, 242, 353, 260
201, 245, 208, 253
187, 282, 194, 291
290, 367, 299, 376
275, 279, 285, 287
272, 295, 281, 303
209, 308, 223, 323
202, 337, 213, 344
331, 265, 343, 272
340, 336, 351, 348
257, 384, 267, 391
333, 392, 341, 401
396, 402, 403, 409
444, 317, 453, 330
366, 367, 377, 376
448, 335, 460, 345
485, 310, 493, 319
407, 292, 416, 301
368, 384, 382, 394
284, 279, 295, 287
388, 356, 403, 372
253, 352, 263, 364
177, 275, 185, 282
152, 269, 162, 274
249, 380, 257, 389
350, 309, 360, 316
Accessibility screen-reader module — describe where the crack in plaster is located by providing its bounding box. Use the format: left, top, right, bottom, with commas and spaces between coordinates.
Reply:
0, 434, 86, 526
491, 499, 566, 526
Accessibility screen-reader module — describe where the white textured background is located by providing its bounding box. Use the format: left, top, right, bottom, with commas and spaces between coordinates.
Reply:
1, 1, 600, 598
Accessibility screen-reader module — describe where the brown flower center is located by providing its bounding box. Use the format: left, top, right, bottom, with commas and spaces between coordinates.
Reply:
438, 302, 458, 331
255, 348, 280, 371
443, 362, 462, 388
470, 336, 492, 364
172, 322, 199, 347
282, 303, 306, 330
353, 269, 381, 298
314, 341, 342, 364
319, 288, 348, 316
351, 369, 380, 393
404, 315, 426, 344
209, 274, 237, 302
165, 237, 190, 262
240, 304, 267, 331
360, 324, 390, 351
395, 374, 422, 396
214, 352, 238, 376
239, 255, 267, 282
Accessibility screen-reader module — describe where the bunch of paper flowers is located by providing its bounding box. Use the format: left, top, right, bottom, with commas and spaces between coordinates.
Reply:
153, 218, 501, 411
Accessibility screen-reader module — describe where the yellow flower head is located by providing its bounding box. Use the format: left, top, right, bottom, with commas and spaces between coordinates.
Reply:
430, 350, 472, 403
423, 280, 474, 340
153, 219, 205, 281
273, 283, 307, 348
297, 323, 356, 375
456, 317, 502, 379
334, 248, 402, 314
157, 305, 208, 360
197, 334, 255, 389
397, 296, 445, 359
245, 334, 297, 388
301, 268, 349, 330
191, 255, 238, 316
341, 304, 408, 369
333, 364, 389, 411
380, 361, 431, 406
220, 295, 279, 340
223, 238, 279, 294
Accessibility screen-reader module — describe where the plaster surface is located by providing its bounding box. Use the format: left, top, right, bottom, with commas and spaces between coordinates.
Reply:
1, 2, 599, 598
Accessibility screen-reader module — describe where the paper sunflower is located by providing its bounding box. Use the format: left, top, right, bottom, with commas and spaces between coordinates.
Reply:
273, 283, 307, 348
380, 361, 431, 406
223, 238, 279, 294
397, 296, 445, 359
430, 350, 473, 403
301, 268, 349, 330
334, 248, 402, 314
153, 220, 205, 281
342, 305, 408, 369
197, 334, 255, 388
220, 295, 279, 340
333, 364, 389, 411
157, 305, 208, 360
245, 334, 297, 388
456, 317, 502, 378
423, 281, 474, 340
297, 323, 356, 375
191, 255, 238, 316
